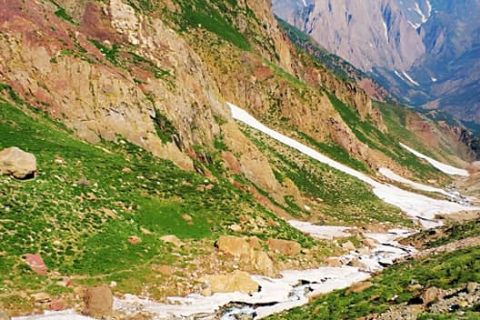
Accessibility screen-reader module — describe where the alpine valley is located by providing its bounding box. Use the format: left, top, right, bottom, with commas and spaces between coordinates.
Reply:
0, 1, 479, 320
273, 0, 480, 125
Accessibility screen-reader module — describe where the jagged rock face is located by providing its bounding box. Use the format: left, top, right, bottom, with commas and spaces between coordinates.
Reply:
274, 0, 480, 124
0, 0, 231, 170
278, 0, 425, 72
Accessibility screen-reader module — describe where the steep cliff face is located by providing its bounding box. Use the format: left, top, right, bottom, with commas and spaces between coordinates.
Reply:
274, 0, 480, 124
280, 0, 425, 72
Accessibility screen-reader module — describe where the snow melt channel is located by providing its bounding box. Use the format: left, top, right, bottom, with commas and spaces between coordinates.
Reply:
228, 103, 478, 227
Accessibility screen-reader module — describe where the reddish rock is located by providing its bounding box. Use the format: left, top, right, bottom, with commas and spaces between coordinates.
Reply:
49, 300, 65, 311
128, 236, 141, 245
23, 253, 47, 276
83, 285, 113, 318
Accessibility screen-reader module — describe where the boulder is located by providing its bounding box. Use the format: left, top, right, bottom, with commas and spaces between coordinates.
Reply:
49, 300, 65, 311
466, 161, 480, 174
0, 147, 36, 179
267, 239, 301, 256
23, 253, 47, 276
160, 235, 183, 247
253, 251, 275, 277
201, 271, 259, 294
325, 257, 343, 267
0, 311, 10, 320
342, 240, 356, 251
83, 285, 113, 318
216, 235, 251, 257
421, 287, 440, 305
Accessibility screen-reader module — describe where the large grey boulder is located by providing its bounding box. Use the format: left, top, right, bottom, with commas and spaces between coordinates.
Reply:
0, 147, 36, 179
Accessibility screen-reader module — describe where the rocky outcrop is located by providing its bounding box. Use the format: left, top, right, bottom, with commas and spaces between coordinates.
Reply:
200, 270, 260, 294
267, 238, 301, 256
216, 235, 275, 276
0, 147, 36, 179
23, 253, 47, 276
83, 285, 113, 318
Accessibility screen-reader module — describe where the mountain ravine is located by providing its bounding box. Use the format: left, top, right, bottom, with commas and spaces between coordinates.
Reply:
1, 0, 480, 319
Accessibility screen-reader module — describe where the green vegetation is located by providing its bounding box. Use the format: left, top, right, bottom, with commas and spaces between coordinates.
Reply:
0, 93, 314, 306
295, 131, 370, 173
328, 93, 446, 181
169, 0, 251, 50
268, 246, 480, 320
49, 1, 77, 25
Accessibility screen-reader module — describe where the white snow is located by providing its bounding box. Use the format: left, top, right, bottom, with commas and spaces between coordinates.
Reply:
400, 143, 469, 176
13, 310, 94, 320
431, 77, 437, 82
301, 0, 307, 7
288, 220, 352, 239
402, 71, 420, 86
382, 20, 389, 42
379, 167, 451, 196
413, 2, 428, 23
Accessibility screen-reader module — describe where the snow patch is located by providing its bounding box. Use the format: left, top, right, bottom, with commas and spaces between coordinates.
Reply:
288, 220, 352, 239
400, 143, 469, 176
402, 71, 420, 86
379, 167, 451, 196
382, 19, 389, 42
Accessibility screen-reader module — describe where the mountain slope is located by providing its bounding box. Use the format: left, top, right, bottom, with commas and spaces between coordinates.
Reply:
0, 0, 478, 316
274, 0, 480, 123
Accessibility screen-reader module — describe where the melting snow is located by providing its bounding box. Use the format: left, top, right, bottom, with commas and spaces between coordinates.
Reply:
402, 71, 420, 86
379, 167, 451, 196
400, 143, 469, 176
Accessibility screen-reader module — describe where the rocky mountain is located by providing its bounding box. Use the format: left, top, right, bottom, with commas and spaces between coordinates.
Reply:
1, 0, 480, 318
274, 0, 480, 124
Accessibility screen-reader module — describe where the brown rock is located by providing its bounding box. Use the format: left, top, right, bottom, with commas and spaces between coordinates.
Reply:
182, 214, 193, 222
253, 250, 275, 277
216, 235, 251, 257
247, 237, 261, 249
160, 235, 183, 247
128, 236, 142, 245
348, 258, 367, 270
326, 257, 343, 267
466, 161, 480, 174
201, 271, 259, 294
83, 285, 113, 318
229, 224, 242, 232
0, 147, 37, 179
122, 167, 132, 173
342, 240, 356, 251
49, 300, 65, 311
0, 311, 10, 320
363, 238, 378, 249
24, 253, 48, 276
357, 247, 370, 255
421, 287, 440, 305
346, 281, 373, 294
32, 292, 51, 303
152, 265, 174, 276
267, 239, 301, 256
